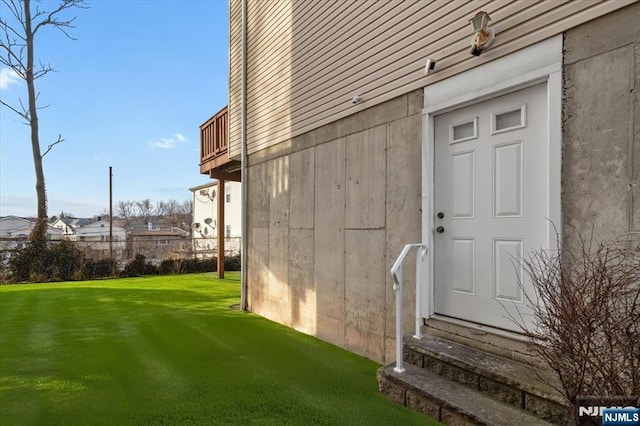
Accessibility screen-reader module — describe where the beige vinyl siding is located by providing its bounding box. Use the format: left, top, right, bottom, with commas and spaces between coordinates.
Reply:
228, 0, 634, 158
228, 0, 242, 158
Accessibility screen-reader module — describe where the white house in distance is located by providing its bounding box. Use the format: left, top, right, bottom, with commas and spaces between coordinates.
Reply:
189, 180, 241, 258
50, 216, 93, 240
75, 218, 126, 260
0, 216, 64, 250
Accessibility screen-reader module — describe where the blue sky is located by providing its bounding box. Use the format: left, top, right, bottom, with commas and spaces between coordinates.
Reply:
0, 0, 228, 218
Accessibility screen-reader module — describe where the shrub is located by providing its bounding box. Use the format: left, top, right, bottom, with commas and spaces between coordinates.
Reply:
224, 255, 241, 271
7, 240, 54, 282
159, 259, 178, 275
50, 240, 83, 281
5, 239, 119, 283
517, 232, 640, 423
198, 258, 216, 272
156, 258, 220, 275
121, 254, 159, 277
142, 261, 159, 276
176, 259, 192, 274
0, 250, 12, 283
121, 254, 148, 277
82, 258, 118, 279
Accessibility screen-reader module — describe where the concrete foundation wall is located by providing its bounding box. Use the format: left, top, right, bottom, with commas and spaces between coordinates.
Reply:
562, 3, 640, 246
245, 4, 639, 365
246, 91, 423, 363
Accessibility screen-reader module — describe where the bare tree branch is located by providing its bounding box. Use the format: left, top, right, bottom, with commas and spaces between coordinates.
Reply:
33, 64, 53, 79
0, 98, 28, 121
1, 0, 25, 29
41, 134, 64, 158
1, 0, 86, 72
0, 35, 26, 70
0, 14, 26, 42
18, 97, 29, 118
32, 0, 86, 36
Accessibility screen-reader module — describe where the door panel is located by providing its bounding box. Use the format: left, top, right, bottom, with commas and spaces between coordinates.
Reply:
433, 84, 548, 331
493, 238, 524, 302
451, 151, 476, 218
493, 141, 523, 217
451, 238, 475, 295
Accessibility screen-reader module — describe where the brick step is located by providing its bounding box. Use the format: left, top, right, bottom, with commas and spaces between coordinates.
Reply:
402, 334, 570, 424
378, 363, 556, 425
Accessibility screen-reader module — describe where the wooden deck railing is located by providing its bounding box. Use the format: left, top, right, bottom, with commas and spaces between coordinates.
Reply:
200, 106, 228, 166
199, 105, 240, 180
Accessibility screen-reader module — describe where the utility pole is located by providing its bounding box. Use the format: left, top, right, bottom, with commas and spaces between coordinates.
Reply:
109, 166, 113, 260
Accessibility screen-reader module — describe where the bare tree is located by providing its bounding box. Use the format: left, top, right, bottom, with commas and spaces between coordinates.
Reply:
135, 199, 154, 222
155, 200, 167, 217
152, 199, 185, 227
117, 200, 135, 222
180, 199, 193, 217
0, 0, 87, 242
164, 199, 179, 223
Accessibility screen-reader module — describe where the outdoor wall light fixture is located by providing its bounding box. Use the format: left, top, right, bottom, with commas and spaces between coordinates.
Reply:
469, 11, 494, 56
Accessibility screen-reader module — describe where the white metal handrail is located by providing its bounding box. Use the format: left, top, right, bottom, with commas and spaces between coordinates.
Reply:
390, 243, 428, 373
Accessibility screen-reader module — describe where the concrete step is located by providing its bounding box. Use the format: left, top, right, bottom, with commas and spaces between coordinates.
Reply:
378, 363, 556, 425
402, 334, 570, 424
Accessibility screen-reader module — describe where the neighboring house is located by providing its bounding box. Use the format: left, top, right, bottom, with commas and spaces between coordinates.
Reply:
50, 216, 93, 240
189, 180, 242, 258
200, 1, 639, 422
0, 216, 64, 250
75, 219, 126, 260
128, 223, 191, 261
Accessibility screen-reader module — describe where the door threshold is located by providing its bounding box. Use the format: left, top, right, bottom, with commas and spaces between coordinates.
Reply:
429, 314, 530, 343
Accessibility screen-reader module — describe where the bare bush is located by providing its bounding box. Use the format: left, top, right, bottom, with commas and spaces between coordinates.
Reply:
517, 231, 639, 423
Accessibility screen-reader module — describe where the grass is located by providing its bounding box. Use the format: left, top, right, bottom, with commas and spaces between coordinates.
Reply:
0, 273, 436, 425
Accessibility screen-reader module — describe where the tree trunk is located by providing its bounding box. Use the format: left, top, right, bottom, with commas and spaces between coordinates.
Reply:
24, 0, 48, 241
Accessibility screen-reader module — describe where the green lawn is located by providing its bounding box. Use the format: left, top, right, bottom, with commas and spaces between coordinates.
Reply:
0, 273, 435, 425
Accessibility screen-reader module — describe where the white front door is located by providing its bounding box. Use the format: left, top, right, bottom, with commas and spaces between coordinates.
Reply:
433, 83, 548, 331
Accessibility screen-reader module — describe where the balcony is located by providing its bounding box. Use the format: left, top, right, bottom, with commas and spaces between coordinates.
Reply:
199, 106, 241, 181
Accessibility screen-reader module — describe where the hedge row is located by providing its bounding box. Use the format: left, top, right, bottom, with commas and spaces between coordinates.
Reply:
121, 254, 241, 277
0, 240, 240, 284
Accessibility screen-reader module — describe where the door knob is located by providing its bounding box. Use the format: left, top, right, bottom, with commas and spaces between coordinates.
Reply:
436, 226, 445, 233
437, 212, 445, 219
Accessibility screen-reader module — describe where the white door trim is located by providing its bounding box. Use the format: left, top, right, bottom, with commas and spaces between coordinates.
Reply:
420, 35, 562, 322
